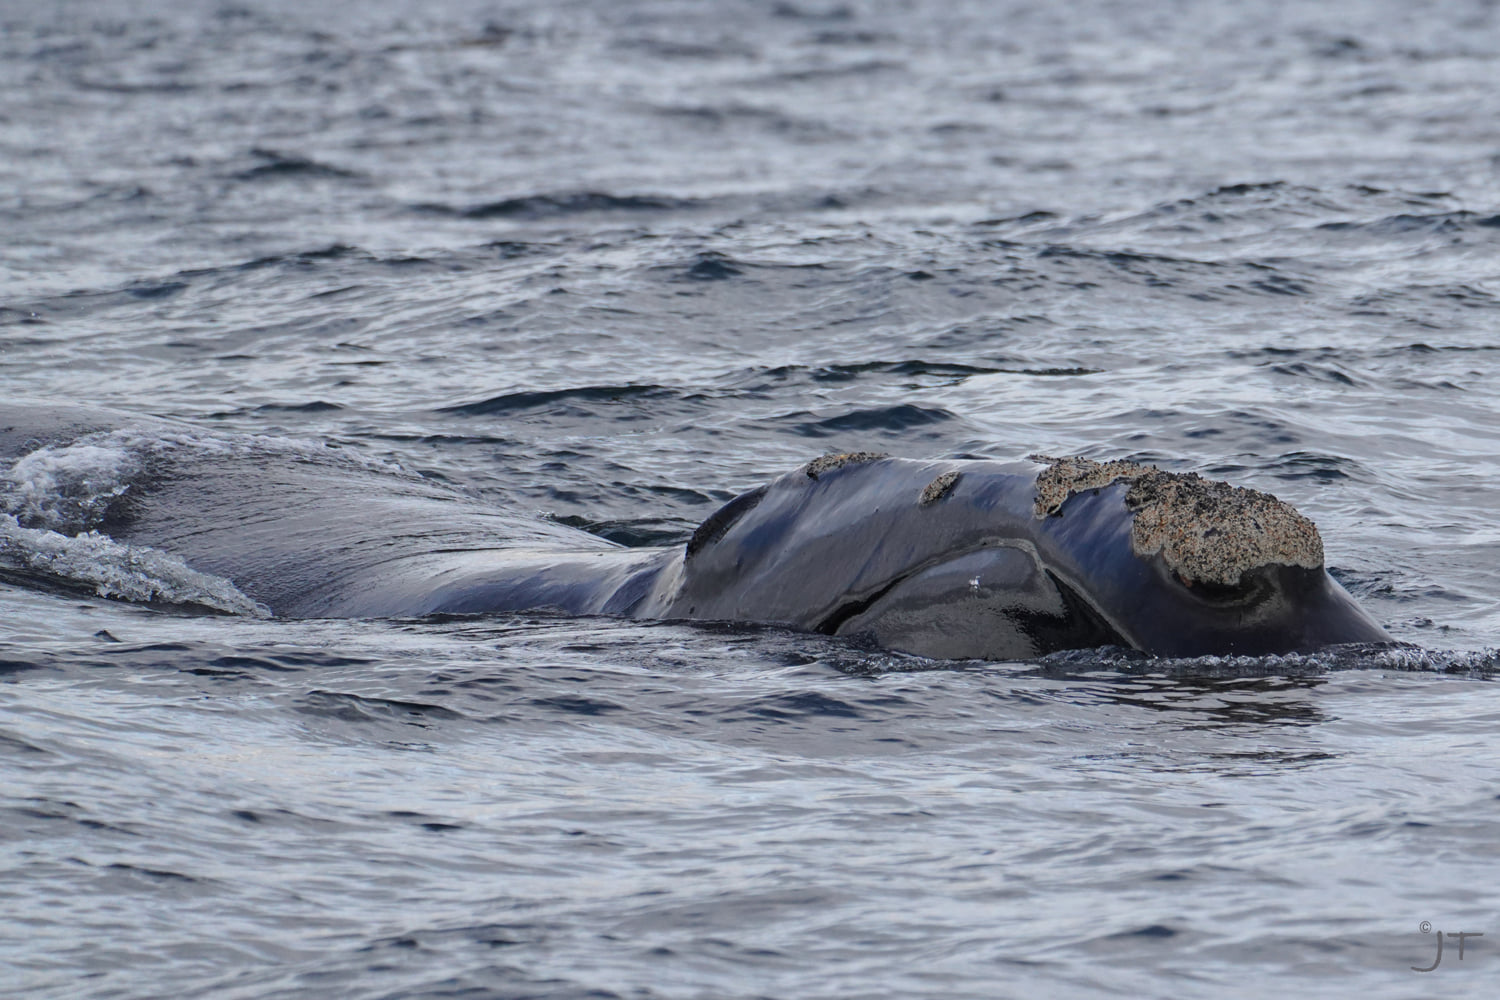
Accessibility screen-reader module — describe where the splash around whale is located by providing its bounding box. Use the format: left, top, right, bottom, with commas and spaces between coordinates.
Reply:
0, 402, 1391, 659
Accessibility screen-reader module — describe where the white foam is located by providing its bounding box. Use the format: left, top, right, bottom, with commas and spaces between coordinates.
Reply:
2, 426, 405, 534
0, 424, 416, 618
3, 438, 140, 534
0, 513, 270, 617
0, 430, 273, 613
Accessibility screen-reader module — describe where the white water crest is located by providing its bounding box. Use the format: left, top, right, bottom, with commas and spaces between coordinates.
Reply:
0, 431, 292, 616
3, 437, 141, 534
3, 426, 405, 527
0, 513, 270, 617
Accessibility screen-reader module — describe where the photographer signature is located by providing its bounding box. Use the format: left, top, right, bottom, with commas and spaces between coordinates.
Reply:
1412, 922, 1482, 972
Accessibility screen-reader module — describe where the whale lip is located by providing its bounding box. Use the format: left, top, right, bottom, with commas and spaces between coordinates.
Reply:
812, 540, 1129, 660
1112, 554, 1392, 656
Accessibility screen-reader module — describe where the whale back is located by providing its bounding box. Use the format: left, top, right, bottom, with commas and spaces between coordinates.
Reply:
0, 402, 620, 617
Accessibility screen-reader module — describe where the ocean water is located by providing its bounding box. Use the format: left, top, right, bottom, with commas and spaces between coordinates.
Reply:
4, 1, 1500, 996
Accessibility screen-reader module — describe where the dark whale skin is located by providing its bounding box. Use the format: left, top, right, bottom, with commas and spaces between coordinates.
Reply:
652, 457, 1390, 659
0, 403, 1390, 659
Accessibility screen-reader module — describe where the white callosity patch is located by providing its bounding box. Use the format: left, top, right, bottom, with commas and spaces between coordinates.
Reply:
0, 430, 273, 616
1031, 455, 1325, 586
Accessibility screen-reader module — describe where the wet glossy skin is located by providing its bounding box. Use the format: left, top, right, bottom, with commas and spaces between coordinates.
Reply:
652, 458, 1392, 658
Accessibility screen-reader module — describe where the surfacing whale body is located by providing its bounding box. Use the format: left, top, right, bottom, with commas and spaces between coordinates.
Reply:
0, 402, 1390, 659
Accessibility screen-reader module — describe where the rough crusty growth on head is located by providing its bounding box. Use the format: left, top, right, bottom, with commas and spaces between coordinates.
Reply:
1031, 455, 1156, 517
919, 470, 960, 506
803, 451, 888, 480
685, 485, 767, 559
1030, 455, 1325, 586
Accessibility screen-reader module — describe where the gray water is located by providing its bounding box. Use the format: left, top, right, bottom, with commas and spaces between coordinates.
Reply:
4, 1, 1500, 996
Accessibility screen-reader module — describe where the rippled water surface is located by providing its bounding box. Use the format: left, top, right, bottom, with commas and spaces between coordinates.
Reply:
5, 1, 1500, 997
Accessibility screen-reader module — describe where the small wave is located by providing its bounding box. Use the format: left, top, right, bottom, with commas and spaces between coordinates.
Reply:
772, 2, 855, 20
1257, 451, 1366, 483
1399, 341, 1500, 354
1033, 182, 1335, 237
123, 280, 186, 300
1237, 271, 1312, 296
971, 210, 1059, 229
234, 244, 365, 271
729, 359, 1095, 393
1264, 361, 1362, 386
1033, 643, 1500, 678
480, 239, 553, 259
813, 359, 1006, 382
682, 251, 743, 281
1037, 182, 1469, 242
1207, 181, 1290, 198
252, 401, 344, 413
757, 58, 904, 84
783, 403, 957, 436
808, 29, 891, 45
1317, 210, 1500, 236
528, 693, 626, 716
438, 384, 674, 417
72, 77, 196, 95
127, 243, 426, 282
415, 191, 698, 221
1036, 245, 1222, 270
611, 36, 754, 60
233, 148, 362, 183
295, 689, 468, 724
0, 306, 45, 327
733, 690, 865, 720
646, 101, 827, 138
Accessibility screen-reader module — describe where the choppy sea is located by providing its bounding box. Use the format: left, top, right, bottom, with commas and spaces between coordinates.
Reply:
4, 1, 1500, 996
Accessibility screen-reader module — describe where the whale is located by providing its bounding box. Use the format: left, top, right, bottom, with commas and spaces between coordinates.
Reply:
0, 402, 1391, 659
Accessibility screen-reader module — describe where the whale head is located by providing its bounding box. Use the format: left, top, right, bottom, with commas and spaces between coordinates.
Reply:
665, 454, 1391, 660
